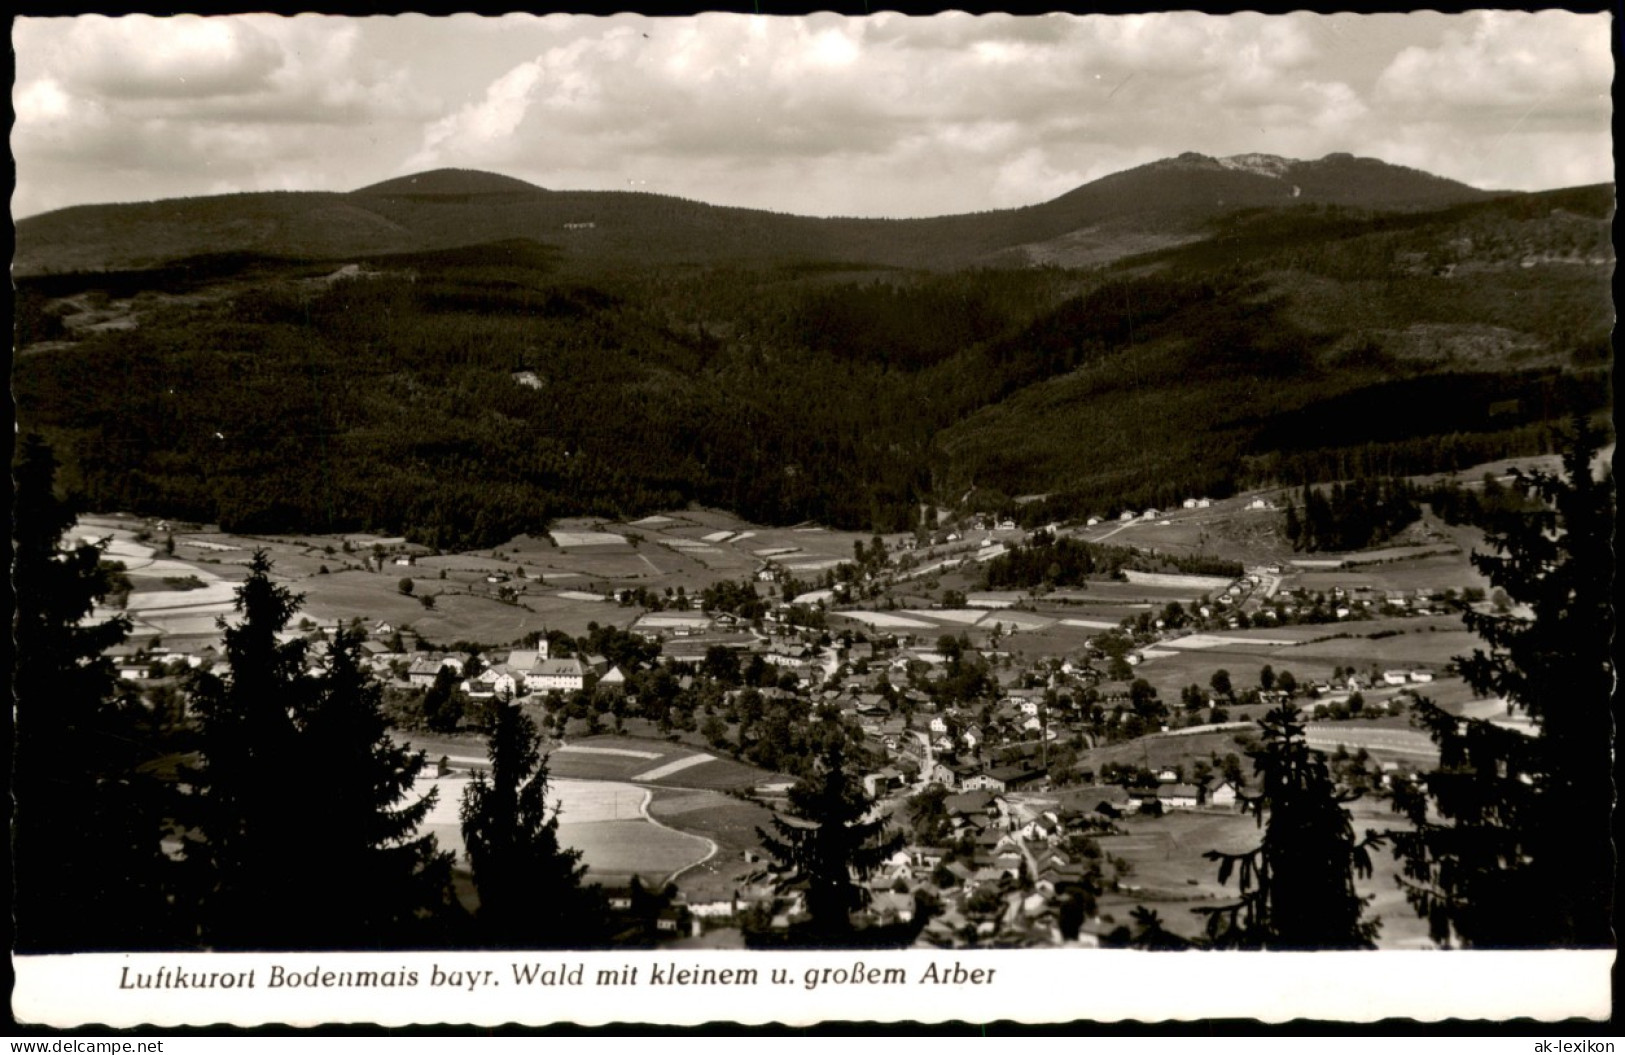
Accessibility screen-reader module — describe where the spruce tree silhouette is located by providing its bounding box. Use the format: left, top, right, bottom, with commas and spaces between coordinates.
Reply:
460, 699, 606, 947
1198, 703, 1381, 949
1390, 423, 1614, 947
13, 435, 176, 951
755, 741, 905, 947
182, 554, 455, 948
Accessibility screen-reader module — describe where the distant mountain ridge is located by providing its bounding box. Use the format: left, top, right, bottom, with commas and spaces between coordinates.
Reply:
15, 152, 1495, 276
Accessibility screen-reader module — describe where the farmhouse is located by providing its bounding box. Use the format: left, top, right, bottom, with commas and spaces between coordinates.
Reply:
1159, 783, 1201, 810
467, 668, 520, 700
407, 656, 457, 688
862, 769, 904, 799
930, 760, 981, 789
962, 766, 1047, 793
529, 657, 586, 692
764, 643, 813, 669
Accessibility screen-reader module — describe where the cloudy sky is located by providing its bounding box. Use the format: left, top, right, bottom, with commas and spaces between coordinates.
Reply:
11, 11, 1614, 220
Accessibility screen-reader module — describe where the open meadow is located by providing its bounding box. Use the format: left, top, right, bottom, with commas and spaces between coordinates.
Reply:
646, 788, 781, 902
413, 774, 714, 887
1093, 801, 1431, 948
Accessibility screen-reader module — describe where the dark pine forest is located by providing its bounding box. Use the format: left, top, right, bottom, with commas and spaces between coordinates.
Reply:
12, 168, 1612, 547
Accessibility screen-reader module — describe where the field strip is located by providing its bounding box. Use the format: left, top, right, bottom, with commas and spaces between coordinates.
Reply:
1137, 648, 1177, 660
1165, 633, 1302, 649
556, 590, 610, 601
629, 515, 675, 526
1305, 727, 1439, 758
555, 745, 664, 760
785, 559, 842, 572
701, 531, 735, 543
732, 531, 757, 542
904, 609, 986, 625
753, 546, 801, 557
837, 611, 938, 629
631, 753, 715, 782
992, 613, 1053, 630
551, 531, 628, 547
1060, 618, 1120, 629
638, 615, 712, 628
1122, 570, 1234, 591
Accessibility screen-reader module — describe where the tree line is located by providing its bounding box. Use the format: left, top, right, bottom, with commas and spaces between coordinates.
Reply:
1282, 477, 1419, 553
982, 530, 1243, 590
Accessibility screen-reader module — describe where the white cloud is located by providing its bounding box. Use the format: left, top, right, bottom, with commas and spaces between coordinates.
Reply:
12, 12, 1616, 220
14, 77, 73, 124
414, 59, 545, 167
1375, 11, 1612, 116
62, 15, 285, 99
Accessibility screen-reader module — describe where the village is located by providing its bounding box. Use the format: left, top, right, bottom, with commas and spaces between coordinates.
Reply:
85, 455, 1540, 951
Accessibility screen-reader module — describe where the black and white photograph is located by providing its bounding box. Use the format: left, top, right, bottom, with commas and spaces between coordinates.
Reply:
9, 7, 1615, 1031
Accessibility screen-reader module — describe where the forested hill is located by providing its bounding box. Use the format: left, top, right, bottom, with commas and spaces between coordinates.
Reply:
15, 152, 1492, 276
12, 162, 1612, 548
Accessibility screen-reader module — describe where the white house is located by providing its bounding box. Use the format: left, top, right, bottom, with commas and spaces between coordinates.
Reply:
1160, 784, 1201, 810
529, 657, 586, 692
